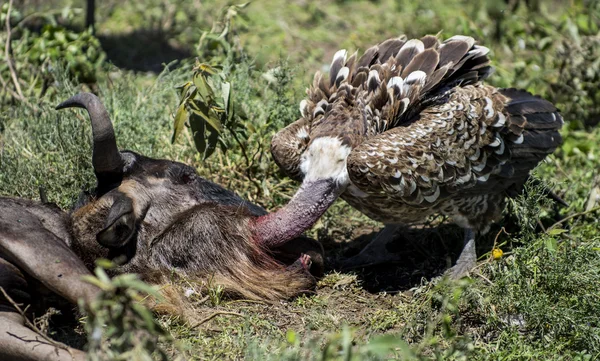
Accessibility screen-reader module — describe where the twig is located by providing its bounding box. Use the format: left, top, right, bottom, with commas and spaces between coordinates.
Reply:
225, 299, 267, 306
0, 287, 76, 359
196, 295, 210, 305
190, 311, 244, 329
546, 206, 600, 233
487, 227, 509, 261
537, 219, 547, 233
4, 0, 24, 100
476, 272, 494, 286
0, 69, 23, 100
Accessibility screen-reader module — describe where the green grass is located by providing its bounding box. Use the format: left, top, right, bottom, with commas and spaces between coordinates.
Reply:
2, 0, 600, 360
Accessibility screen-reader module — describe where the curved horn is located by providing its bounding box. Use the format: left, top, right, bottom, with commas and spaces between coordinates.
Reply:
56, 93, 124, 190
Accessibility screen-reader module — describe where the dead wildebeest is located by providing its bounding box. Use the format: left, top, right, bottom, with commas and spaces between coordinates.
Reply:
0, 92, 324, 360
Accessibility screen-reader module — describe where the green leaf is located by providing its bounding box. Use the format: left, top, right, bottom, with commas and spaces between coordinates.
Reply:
81, 275, 113, 291
341, 326, 352, 361
206, 109, 223, 133
221, 80, 234, 122
190, 100, 222, 133
547, 228, 568, 236
94, 267, 112, 284
286, 330, 297, 344
366, 334, 412, 357
171, 103, 189, 144
204, 127, 220, 160
131, 303, 158, 333
545, 237, 558, 252
189, 113, 207, 154
124, 279, 162, 299
193, 71, 215, 101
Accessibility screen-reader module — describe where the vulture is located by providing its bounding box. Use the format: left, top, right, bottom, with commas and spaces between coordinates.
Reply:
271, 34, 563, 277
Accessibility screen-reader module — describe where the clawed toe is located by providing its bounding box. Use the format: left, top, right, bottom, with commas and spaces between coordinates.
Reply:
299, 253, 312, 270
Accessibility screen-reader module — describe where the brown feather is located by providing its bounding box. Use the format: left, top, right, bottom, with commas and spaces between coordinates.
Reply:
378, 38, 406, 63
357, 46, 378, 68
421, 35, 439, 49
438, 40, 470, 68
396, 39, 424, 69
401, 48, 440, 77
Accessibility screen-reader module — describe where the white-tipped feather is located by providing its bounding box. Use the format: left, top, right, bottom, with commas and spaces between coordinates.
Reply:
477, 173, 490, 182
472, 161, 486, 172
313, 99, 328, 117
469, 46, 490, 57
402, 39, 425, 54
445, 35, 475, 48
494, 139, 506, 154
387, 76, 404, 89
492, 113, 506, 127
405, 70, 427, 84
336, 67, 350, 82
456, 172, 472, 185
296, 127, 309, 139
513, 134, 524, 144
483, 97, 494, 119
399, 97, 410, 109
489, 136, 501, 147
332, 49, 347, 64
402, 71, 427, 97
299, 99, 308, 117
368, 70, 380, 82
424, 186, 440, 203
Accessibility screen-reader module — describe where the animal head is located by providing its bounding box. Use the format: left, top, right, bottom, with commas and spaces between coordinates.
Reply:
300, 136, 352, 187
57, 93, 263, 252
56, 93, 326, 302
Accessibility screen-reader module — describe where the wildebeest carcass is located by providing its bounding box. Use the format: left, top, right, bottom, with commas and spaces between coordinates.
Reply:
0, 93, 324, 360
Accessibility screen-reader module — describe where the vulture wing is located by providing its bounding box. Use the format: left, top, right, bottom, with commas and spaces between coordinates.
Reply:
271, 34, 494, 181
346, 86, 563, 205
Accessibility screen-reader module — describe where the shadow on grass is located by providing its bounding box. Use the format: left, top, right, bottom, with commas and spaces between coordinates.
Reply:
98, 29, 192, 72
325, 225, 466, 293
322, 214, 546, 294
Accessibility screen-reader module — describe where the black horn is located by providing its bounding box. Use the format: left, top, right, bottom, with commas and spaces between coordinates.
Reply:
56, 93, 124, 193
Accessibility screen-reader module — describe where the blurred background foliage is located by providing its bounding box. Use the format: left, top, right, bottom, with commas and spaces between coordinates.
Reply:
1, 0, 600, 360
1, 0, 599, 207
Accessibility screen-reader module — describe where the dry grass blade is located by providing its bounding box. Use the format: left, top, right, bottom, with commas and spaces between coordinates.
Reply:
190, 311, 245, 329
546, 206, 600, 233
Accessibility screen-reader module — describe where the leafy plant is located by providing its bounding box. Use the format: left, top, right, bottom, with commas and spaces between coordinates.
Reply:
196, 2, 250, 66
82, 262, 175, 361
172, 61, 238, 160
0, 4, 104, 106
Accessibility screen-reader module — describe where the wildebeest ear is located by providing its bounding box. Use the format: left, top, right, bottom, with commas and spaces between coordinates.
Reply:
96, 195, 137, 248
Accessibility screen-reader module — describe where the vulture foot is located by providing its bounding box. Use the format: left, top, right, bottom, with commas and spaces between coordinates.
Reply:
288, 253, 312, 272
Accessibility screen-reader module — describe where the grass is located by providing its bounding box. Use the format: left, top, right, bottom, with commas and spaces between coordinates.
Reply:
2, 0, 600, 359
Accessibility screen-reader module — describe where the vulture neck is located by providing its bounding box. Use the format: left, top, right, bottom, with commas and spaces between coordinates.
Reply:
252, 179, 344, 248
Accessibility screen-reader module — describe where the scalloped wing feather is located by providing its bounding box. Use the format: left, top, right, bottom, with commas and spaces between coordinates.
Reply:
346, 84, 562, 205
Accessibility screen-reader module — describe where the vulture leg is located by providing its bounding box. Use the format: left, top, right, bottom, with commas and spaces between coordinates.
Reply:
447, 228, 477, 279
339, 224, 403, 270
